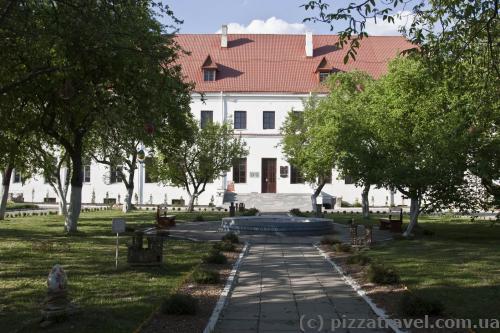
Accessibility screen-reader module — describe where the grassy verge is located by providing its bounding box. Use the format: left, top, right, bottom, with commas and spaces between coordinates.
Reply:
0, 210, 212, 333
364, 217, 500, 329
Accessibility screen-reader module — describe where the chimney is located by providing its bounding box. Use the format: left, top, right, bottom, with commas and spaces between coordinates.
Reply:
305, 32, 313, 57
221, 25, 228, 48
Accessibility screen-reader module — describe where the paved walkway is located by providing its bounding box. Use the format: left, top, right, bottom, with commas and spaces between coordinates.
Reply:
214, 244, 389, 333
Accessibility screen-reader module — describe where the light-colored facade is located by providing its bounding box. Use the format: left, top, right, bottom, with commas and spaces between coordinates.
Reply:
5, 31, 411, 209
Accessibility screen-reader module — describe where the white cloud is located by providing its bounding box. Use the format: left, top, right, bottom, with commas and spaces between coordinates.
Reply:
364, 11, 414, 36
216, 17, 310, 34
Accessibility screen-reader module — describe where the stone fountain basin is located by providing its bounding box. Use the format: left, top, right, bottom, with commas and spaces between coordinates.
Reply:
221, 215, 334, 235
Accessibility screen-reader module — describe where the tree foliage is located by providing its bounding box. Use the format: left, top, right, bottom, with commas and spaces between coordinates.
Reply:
154, 121, 248, 211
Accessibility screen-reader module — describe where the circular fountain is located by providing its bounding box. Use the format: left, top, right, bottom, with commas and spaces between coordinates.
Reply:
220, 214, 334, 236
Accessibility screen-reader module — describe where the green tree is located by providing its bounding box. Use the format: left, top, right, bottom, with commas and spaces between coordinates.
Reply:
321, 72, 384, 218
281, 98, 335, 215
154, 122, 248, 212
1, 1, 192, 232
370, 58, 471, 235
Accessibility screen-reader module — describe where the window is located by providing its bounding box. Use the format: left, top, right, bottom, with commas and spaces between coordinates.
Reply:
145, 157, 158, 183
232, 158, 247, 183
344, 175, 354, 184
83, 165, 91, 183
323, 169, 332, 184
203, 69, 216, 81
200, 110, 213, 129
110, 166, 123, 184
290, 165, 305, 184
13, 170, 21, 183
263, 111, 275, 129
234, 111, 247, 129
319, 72, 330, 82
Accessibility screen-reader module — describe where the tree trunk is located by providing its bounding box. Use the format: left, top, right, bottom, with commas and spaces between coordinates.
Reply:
56, 165, 69, 217
311, 181, 326, 216
404, 196, 420, 237
0, 165, 13, 220
187, 194, 196, 212
361, 183, 371, 219
123, 185, 134, 213
66, 149, 83, 233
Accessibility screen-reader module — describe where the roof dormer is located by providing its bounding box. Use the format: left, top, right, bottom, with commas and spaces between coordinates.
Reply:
201, 55, 218, 81
316, 57, 332, 82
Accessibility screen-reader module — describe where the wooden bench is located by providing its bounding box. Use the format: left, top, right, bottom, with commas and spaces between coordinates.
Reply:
156, 205, 176, 228
379, 208, 403, 233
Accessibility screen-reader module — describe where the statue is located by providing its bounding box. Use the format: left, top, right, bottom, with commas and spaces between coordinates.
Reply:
40, 265, 77, 326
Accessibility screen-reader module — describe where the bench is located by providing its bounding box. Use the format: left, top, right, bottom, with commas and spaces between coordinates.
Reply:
156, 204, 176, 228
379, 208, 403, 232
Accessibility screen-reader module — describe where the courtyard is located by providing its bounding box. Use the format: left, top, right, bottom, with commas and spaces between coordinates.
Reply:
0, 210, 499, 332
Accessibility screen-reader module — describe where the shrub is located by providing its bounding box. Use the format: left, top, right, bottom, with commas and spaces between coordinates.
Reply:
320, 236, 340, 246
160, 294, 198, 315
202, 249, 228, 264
290, 208, 307, 217
399, 293, 444, 317
194, 214, 204, 222
221, 232, 239, 244
341, 201, 352, 207
367, 263, 400, 285
240, 208, 259, 216
334, 243, 352, 253
191, 268, 220, 284
213, 241, 236, 252
346, 254, 371, 266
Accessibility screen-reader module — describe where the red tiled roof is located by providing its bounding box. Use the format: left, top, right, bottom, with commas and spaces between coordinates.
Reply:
175, 34, 413, 94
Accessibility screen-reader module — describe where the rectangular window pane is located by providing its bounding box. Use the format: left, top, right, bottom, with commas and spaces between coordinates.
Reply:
145, 157, 158, 183
204, 69, 215, 81
233, 158, 247, 183
324, 169, 332, 184
263, 111, 275, 129
84, 165, 91, 183
319, 72, 329, 82
344, 175, 354, 184
290, 165, 305, 184
13, 170, 21, 183
234, 111, 247, 129
200, 110, 213, 129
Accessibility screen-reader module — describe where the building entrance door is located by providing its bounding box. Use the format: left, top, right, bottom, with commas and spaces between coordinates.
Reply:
261, 158, 277, 193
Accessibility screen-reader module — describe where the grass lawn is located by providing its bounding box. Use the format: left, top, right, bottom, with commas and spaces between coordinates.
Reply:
363, 216, 500, 327
0, 210, 213, 333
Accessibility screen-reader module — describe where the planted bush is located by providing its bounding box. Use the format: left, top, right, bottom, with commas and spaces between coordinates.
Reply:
240, 208, 259, 216
202, 249, 228, 264
191, 268, 220, 284
334, 243, 352, 253
289, 208, 307, 217
194, 214, 204, 222
320, 236, 340, 246
213, 241, 236, 252
399, 293, 444, 317
367, 263, 400, 285
221, 232, 239, 244
160, 294, 198, 315
346, 254, 371, 266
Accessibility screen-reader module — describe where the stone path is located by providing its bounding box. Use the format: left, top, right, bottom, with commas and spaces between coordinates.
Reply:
214, 243, 389, 333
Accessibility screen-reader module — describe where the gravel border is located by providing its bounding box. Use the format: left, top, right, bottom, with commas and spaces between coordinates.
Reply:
203, 242, 250, 333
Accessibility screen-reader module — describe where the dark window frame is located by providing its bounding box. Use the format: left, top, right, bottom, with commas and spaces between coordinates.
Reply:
263, 111, 275, 129
83, 165, 91, 183
319, 72, 330, 82
110, 166, 123, 184
13, 170, 22, 183
290, 165, 305, 184
234, 111, 247, 129
232, 158, 247, 183
200, 110, 213, 129
344, 175, 354, 185
203, 69, 216, 81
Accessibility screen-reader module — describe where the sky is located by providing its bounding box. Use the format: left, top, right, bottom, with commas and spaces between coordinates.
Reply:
163, 0, 412, 36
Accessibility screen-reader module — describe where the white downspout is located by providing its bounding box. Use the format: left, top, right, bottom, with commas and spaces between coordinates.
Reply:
220, 91, 227, 191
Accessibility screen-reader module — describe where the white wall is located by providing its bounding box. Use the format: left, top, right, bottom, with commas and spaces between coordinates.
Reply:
3, 92, 405, 207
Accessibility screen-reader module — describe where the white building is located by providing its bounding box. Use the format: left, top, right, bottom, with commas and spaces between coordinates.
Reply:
6, 29, 413, 210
